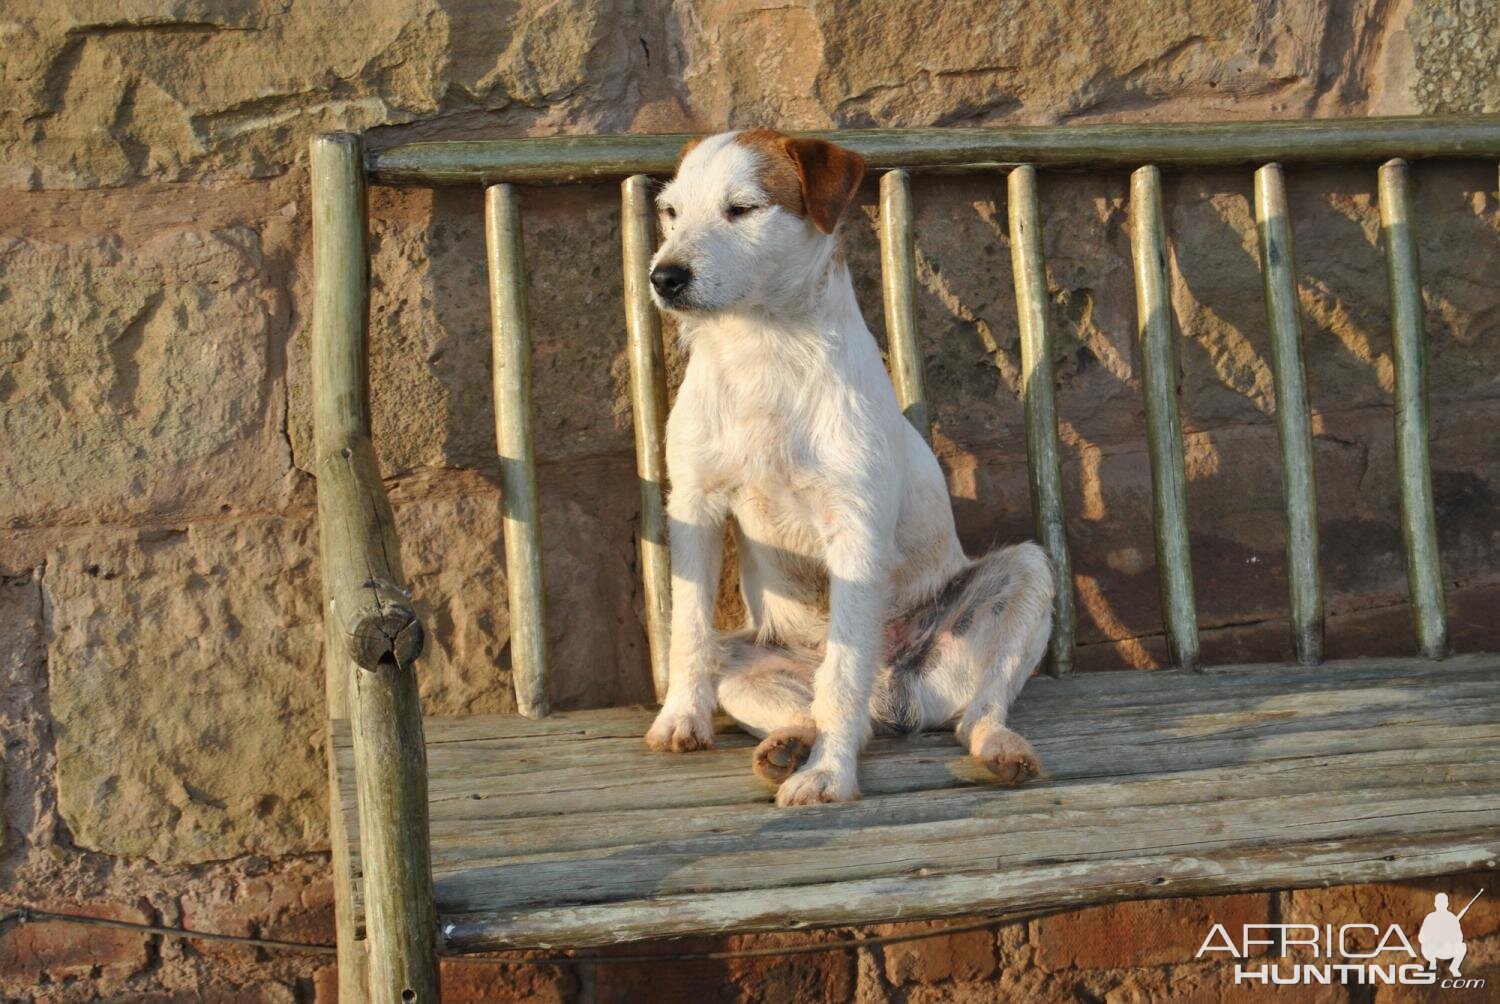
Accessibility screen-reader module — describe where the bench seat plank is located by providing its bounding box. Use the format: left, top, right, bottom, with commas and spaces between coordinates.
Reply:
332, 655, 1500, 952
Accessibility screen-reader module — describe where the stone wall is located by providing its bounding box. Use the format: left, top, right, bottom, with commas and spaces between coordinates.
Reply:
1, 1, 1497, 1000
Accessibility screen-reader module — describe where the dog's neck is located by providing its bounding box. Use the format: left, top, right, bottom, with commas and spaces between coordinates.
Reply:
677, 250, 869, 366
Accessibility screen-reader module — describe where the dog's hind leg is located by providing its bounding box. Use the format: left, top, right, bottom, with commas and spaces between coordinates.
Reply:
956, 543, 1053, 782
715, 634, 821, 785
889, 543, 1053, 784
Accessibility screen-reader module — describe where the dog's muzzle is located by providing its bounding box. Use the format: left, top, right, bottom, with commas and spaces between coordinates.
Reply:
650, 263, 693, 304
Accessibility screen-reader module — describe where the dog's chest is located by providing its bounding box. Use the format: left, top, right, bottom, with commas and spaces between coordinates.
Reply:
706, 398, 833, 548
702, 373, 819, 479
682, 337, 862, 546
736, 473, 827, 531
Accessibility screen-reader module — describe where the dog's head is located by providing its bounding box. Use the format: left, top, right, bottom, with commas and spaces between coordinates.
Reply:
649, 129, 866, 315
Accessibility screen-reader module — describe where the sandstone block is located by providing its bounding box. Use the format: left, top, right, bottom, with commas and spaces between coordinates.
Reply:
676, 1, 1371, 129
47, 516, 327, 864
1, 1, 633, 189
0, 227, 293, 527
439, 957, 579, 1004
878, 919, 997, 985
0, 898, 151, 988
1032, 893, 1271, 971
1411, 0, 1500, 113
0, 565, 45, 850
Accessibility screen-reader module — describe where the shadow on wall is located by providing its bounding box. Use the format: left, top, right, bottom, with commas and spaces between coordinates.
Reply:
845, 160, 1500, 671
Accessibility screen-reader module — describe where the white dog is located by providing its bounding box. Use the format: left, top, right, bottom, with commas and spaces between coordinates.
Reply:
643, 129, 1055, 807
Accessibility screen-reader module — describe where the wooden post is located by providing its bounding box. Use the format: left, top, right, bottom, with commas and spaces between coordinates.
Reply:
1254, 163, 1324, 666
1129, 165, 1199, 672
879, 170, 931, 439
485, 183, 551, 717
1007, 165, 1075, 676
311, 133, 440, 1004
621, 175, 673, 699
1378, 159, 1447, 659
310, 131, 373, 1004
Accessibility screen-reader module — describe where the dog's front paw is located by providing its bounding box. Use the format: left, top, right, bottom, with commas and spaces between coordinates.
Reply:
970, 723, 1041, 785
752, 726, 817, 785
645, 706, 715, 752
775, 765, 859, 807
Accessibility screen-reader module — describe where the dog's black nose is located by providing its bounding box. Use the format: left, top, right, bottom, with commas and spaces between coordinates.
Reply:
651, 263, 692, 299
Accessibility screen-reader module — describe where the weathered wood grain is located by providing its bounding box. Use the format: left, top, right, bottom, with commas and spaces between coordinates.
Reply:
317, 442, 424, 672
312, 133, 422, 676
332, 655, 1500, 951
420, 786, 1500, 916
423, 747, 1500, 859
324, 639, 368, 1002
440, 830, 1499, 951
349, 658, 441, 1002
367, 115, 1500, 186
310, 132, 375, 1003
394, 714, 1497, 825
332, 654, 1496, 747
408, 739, 1500, 867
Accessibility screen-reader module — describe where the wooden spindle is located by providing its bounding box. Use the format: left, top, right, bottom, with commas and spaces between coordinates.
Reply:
622, 175, 673, 699
1007, 165, 1076, 676
1378, 159, 1447, 659
485, 183, 551, 717
1129, 165, 1199, 672
1254, 163, 1324, 666
879, 170, 931, 439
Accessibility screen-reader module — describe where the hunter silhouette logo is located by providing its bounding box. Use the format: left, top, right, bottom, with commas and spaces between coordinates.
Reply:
1420, 890, 1482, 977
1197, 887, 1486, 989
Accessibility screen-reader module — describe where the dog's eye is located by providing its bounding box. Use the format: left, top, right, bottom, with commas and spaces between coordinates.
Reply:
661, 205, 676, 220
725, 204, 759, 220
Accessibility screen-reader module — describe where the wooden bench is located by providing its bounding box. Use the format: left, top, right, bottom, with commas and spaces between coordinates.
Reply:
309, 117, 1500, 1002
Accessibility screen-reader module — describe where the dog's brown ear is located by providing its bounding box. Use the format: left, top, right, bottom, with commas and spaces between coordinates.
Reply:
781, 137, 866, 234
677, 136, 704, 169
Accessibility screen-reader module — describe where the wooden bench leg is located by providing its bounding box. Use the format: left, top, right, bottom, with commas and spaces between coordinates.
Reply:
350, 655, 440, 1003
330, 749, 369, 1003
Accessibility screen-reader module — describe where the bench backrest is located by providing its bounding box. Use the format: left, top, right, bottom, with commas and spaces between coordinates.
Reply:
314, 116, 1500, 719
